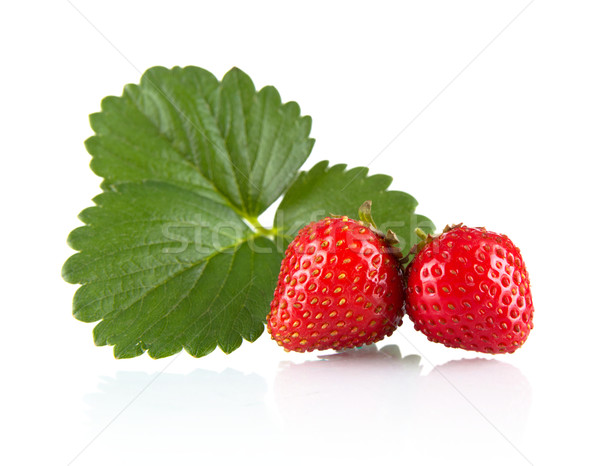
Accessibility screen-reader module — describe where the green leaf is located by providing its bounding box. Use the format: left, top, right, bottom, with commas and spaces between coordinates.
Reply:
63, 182, 282, 358
86, 66, 314, 217
274, 161, 435, 255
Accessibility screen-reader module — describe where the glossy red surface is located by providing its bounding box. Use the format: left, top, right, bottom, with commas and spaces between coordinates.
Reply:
267, 216, 405, 352
406, 226, 534, 354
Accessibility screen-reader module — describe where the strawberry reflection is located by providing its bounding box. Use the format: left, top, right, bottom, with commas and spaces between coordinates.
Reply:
274, 344, 531, 447
274, 345, 422, 434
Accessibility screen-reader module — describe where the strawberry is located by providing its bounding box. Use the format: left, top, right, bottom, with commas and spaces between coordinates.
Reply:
267, 203, 405, 352
406, 225, 534, 354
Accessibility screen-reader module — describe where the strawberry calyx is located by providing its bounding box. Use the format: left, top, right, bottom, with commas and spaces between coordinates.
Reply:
358, 201, 404, 261
400, 223, 464, 267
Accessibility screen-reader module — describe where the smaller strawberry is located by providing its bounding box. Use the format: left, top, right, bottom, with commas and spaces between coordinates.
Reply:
406, 225, 534, 354
267, 202, 405, 353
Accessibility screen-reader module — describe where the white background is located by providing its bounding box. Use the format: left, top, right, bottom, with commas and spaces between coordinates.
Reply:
2, 1, 599, 465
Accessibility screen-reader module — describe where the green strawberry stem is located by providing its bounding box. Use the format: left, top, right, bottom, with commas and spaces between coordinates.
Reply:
409, 224, 463, 260
358, 200, 377, 229
358, 200, 405, 266
415, 228, 428, 241
400, 227, 434, 267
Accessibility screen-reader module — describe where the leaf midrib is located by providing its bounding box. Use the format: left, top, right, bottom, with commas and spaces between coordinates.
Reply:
125, 89, 252, 223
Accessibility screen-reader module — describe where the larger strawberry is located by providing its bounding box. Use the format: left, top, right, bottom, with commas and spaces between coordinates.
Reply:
406, 225, 534, 354
267, 203, 405, 352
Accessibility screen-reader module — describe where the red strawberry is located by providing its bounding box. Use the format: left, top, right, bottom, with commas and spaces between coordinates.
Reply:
267, 206, 405, 352
406, 225, 534, 354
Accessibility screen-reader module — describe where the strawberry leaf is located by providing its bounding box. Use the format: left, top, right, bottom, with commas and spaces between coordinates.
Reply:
275, 161, 435, 255
63, 182, 282, 358
86, 66, 314, 217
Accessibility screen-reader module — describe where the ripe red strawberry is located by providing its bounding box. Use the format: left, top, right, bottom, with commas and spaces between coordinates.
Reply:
267, 210, 405, 353
406, 225, 534, 354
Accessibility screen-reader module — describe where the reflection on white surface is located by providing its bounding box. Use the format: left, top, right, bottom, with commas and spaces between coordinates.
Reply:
85, 368, 274, 437
275, 345, 531, 451
417, 356, 532, 442
274, 344, 422, 435
83, 345, 531, 464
